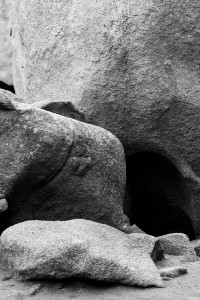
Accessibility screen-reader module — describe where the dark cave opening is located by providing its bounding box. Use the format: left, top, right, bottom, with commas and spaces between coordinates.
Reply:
0, 81, 15, 94
124, 152, 195, 240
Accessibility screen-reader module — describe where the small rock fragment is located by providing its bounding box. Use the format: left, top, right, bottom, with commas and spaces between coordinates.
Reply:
158, 233, 197, 262
28, 283, 43, 296
162, 277, 171, 281
160, 266, 187, 278
0, 198, 8, 213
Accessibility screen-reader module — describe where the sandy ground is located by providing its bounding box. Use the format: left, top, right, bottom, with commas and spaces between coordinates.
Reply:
0, 258, 200, 300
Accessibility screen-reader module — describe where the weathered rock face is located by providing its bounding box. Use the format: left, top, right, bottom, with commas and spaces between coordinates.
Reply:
0, 0, 12, 85
0, 219, 163, 287
158, 233, 198, 262
0, 89, 130, 233
10, 0, 200, 235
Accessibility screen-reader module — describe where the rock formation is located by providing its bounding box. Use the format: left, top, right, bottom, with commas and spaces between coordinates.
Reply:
1, 0, 200, 287
0, 89, 130, 233
10, 0, 200, 236
158, 233, 197, 262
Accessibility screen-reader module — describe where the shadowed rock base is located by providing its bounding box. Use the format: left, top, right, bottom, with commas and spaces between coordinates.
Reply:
0, 83, 15, 94
124, 152, 195, 240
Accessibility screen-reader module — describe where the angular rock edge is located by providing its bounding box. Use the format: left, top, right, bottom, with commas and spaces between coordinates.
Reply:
0, 219, 164, 288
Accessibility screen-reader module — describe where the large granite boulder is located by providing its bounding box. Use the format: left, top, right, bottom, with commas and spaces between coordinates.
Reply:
10, 0, 200, 235
0, 89, 130, 233
0, 219, 163, 287
0, 0, 12, 85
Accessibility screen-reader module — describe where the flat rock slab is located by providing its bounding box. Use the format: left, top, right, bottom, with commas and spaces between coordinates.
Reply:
0, 219, 163, 287
160, 266, 187, 279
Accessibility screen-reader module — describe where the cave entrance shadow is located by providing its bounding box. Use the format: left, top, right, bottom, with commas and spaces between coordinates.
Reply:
124, 152, 195, 240
0, 81, 15, 94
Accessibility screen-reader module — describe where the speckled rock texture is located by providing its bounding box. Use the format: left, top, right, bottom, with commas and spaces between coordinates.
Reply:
0, 219, 164, 287
10, 0, 200, 235
0, 89, 130, 233
0, 0, 12, 85
158, 233, 198, 262
129, 233, 156, 255
129, 233, 164, 262
191, 239, 200, 256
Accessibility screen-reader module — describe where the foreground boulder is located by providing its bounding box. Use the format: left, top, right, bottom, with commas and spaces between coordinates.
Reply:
0, 219, 163, 287
10, 0, 200, 236
0, 89, 130, 233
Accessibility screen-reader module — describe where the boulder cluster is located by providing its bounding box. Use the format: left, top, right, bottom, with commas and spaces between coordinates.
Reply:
1, 0, 200, 291
0, 86, 199, 289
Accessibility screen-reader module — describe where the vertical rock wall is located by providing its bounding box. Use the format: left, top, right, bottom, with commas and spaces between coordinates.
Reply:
0, 0, 12, 85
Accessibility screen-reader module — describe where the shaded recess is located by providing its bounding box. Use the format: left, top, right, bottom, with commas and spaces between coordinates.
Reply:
124, 152, 195, 240
0, 81, 15, 94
